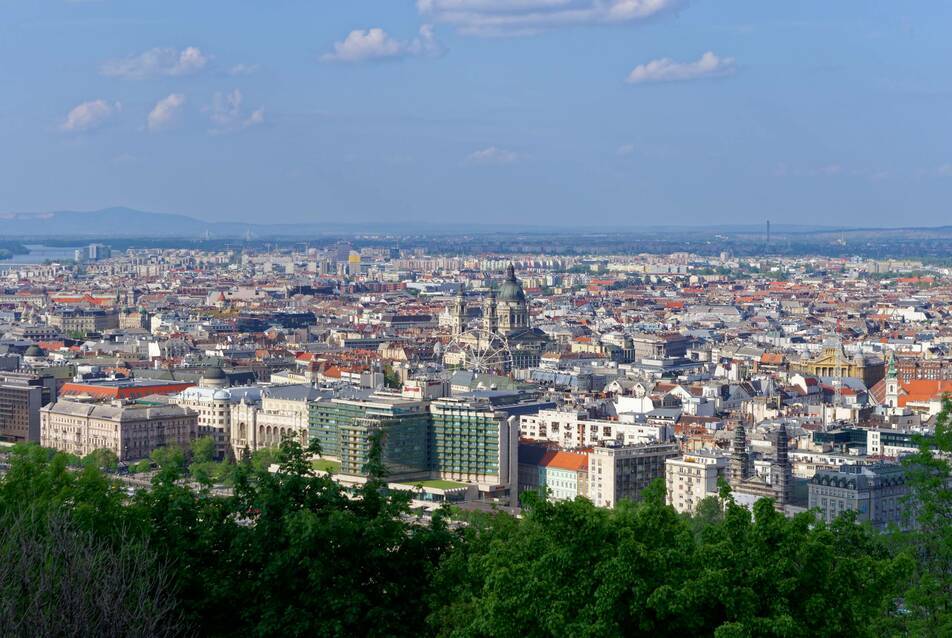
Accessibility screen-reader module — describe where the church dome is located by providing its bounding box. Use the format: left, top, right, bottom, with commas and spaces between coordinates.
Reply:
24, 345, 44, 358
203, 367, 227, 381
497, 264, 526, 303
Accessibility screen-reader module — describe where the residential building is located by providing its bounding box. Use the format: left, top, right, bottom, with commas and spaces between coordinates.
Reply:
665, 450, 729, 514
588, 441, 679, 508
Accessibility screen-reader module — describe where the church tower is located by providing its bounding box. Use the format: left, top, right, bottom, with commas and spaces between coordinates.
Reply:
885, 352, 899, 409
729, 422, 750, 485
773, 423, 792, 509
451, 284, 467, 336
482, 286, 498, 334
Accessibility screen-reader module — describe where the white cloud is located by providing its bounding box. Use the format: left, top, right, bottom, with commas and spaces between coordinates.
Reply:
60, 99, 121, 132
322, 25, 445, 62
626, 51, 734, 84
207, 89, 265, 133
467, 146, 519, 164
102, 47, 208, 79
228, 63, 260, 76
147, 93, 186, 132
418, 0, 685, 36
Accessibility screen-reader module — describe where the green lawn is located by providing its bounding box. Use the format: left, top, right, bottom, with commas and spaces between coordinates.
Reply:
412, 479, 469, 490
311, 459, 341, 473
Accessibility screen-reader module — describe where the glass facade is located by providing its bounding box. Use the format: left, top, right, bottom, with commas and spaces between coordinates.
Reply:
429, 402, 501, 483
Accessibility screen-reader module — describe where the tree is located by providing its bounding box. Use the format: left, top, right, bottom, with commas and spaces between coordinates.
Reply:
149, 446, 186, 476
383, 365, 402, 390
190, 436, 216, 464
895, 398, 952, 636
0, 507, 185, 638
83, 448, 119, 472
427, 481, 906, 638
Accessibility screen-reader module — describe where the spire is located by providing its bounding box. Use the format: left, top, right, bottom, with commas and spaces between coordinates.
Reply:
730, 422, 749, 484
506, 263, 516, 282
887, 351, 897, 379
773, 423, 791, 509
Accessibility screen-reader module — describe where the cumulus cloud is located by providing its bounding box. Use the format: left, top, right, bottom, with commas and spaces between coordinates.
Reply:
322, 25, 444, 62
102, 47, 208, 79
626, 51, 734, 84
467, 146, 519, 164
206, 89, 264, 133
417, 0, 685, 36
147, 93, 186, 131
60, 99, 121, 132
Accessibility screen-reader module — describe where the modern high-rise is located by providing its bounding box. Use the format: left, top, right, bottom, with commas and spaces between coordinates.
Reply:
0, 372, 57, 443
309, 392, 431, 481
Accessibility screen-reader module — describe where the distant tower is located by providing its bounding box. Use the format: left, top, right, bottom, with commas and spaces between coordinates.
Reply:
765, 219, 771, 252
451, 284, 467, 336
482, 285, 498, 334
773, 423, 792, 509
729, 422, 750, 484
885, 352, 899, 409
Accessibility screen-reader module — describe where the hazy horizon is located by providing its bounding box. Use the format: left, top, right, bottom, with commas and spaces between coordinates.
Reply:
3, 1, 952, 226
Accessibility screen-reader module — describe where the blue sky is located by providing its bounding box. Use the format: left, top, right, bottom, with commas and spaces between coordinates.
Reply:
2, 1, 952, 227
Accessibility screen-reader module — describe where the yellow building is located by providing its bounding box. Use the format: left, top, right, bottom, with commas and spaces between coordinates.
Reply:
792, 346, 884, 388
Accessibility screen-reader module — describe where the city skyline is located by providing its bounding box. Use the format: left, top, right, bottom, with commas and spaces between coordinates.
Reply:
3, 1, 952, 226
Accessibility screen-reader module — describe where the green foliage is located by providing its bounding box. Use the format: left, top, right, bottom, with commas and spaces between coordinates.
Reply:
249, 445, 281, 473
383, 365, 402, 389
130, 459, 153, 474
894, 397, 952, 636
428, 481, 906, 638
83, 447, 119, 472
150, 445, 186, 476
190, 436, 217, 463
2, 433, 949, 637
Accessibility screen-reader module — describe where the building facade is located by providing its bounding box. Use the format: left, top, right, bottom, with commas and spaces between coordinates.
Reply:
666, 451, 729, 514
40, 400, 197, 461
808, 464, 910, 530
588, 441, 679, 508
0, 372, 56, 443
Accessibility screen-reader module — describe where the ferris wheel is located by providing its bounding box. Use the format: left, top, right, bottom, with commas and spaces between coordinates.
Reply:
444, 328, 514, 373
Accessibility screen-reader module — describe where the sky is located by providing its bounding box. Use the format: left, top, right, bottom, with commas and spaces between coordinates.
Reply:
2, 0, 952, 228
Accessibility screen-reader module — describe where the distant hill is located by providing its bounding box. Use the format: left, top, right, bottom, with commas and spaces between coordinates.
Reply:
0, 207, 280, 238
4, 206, 952, 239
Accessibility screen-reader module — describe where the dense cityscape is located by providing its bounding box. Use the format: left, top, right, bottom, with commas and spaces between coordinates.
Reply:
0, 237, 951, 634
6, 0, 952, 635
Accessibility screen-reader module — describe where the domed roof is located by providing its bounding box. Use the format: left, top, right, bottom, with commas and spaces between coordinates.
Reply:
203, 367, 227, 380
24, 345, 44, 357
497, 264, 525, 303
212, 389, 231, 401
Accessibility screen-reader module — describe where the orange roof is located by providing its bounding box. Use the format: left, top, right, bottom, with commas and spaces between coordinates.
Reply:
899, 380, 952, 405
541, 450, 588, 472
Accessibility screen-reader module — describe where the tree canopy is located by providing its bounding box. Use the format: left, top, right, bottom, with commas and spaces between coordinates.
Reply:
2, 400, 952, 637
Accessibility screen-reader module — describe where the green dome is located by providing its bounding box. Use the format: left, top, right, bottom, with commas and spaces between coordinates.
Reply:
497, 264, 525, 303
203, 367, 227, 381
